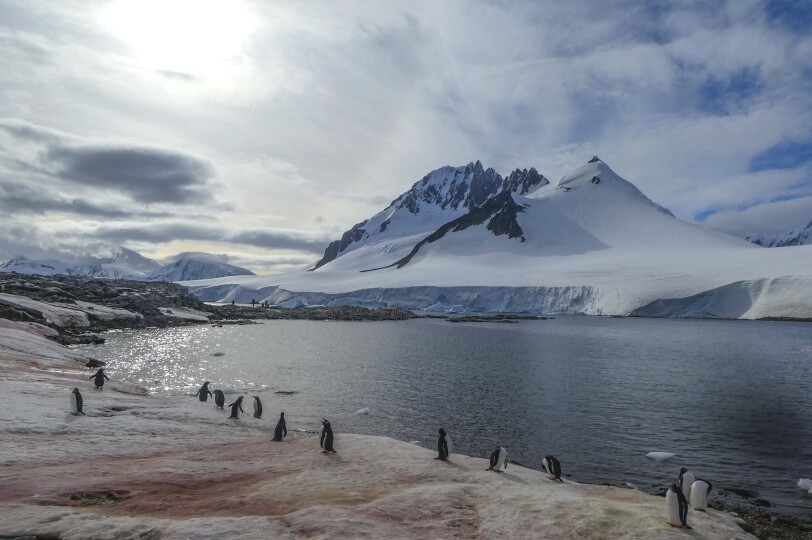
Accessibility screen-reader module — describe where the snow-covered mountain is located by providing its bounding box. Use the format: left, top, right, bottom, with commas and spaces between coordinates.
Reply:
149, 253, 255, 281
0, 247, 158, 279
0, 248, 255, 282
185, 157, 812, 320
745, 220, 812, 247
312, 160, 548, 269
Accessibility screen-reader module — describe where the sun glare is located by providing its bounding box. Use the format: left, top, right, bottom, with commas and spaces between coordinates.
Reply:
100, 0, 256, 81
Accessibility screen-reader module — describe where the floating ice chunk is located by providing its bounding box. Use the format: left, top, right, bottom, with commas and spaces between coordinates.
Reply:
625, 482, 640, 490
355, 407, 369, 415
211, 352, 225, 357
646, 451, 676, 462
798, 478, 812, 491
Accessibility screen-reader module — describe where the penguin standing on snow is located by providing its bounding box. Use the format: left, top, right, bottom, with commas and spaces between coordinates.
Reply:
70, 388, 85, 416
487, 446, 508, 472
679, 467, 695, 500
666, 482, 690, 528
436, 428, 453, 461
213, 389, 225, 409
253, 396, 263, 418
195, 382, 213, 402
319, 418, 335, 453
227, 396, 244, 419
689, 478, 713, 511
271, 412, 287, 441
89, 368, 109, 390
542, 455, 563, 482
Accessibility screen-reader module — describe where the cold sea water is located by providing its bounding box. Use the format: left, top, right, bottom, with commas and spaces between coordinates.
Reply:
84, 315, 812, 518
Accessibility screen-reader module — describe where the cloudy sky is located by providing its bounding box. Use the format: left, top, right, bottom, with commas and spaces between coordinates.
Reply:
1, 0, 811, 273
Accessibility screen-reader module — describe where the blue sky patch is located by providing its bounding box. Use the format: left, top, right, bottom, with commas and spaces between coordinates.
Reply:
750, 140, 812, 172
698, 68, 761, 116
765, 0, 812, 33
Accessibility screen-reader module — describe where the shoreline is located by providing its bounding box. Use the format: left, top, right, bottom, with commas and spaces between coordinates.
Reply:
0, 323, 764, 539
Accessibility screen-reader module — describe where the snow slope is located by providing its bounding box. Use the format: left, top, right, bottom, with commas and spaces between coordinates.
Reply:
185, 158, 812, 320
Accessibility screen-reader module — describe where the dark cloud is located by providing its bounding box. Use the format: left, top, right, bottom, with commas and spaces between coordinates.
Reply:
88, 222, 330, 253
0, 182, 172, 218
0, 119, 215, 206
47, 145, 214, 204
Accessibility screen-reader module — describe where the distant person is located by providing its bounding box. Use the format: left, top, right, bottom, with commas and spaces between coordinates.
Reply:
227, 396, 244, 419
231, 300, 235, 305
195, 381, 213, 402
272, 412, 287, 441
90, 368, 109, 390
251, 298, 257, 307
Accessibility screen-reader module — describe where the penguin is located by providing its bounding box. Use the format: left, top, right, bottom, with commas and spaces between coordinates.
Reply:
70, 387, 85, 416
195, 382, 213, 402
89, 368, 109, 390
541, 455, 563, 482
689, 478, 713, 511
319, 418, 335, 453
679, 467, 695, 500
666, 482, 690, 528
436, 428, 452, 461
253, 396, 263, 418
271, 412, 287, 441
227, 396, 244, 419
487, 446, 508, 472
213, 389, 225, 409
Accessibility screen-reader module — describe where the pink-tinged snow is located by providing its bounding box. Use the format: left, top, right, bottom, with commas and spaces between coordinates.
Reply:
0, 325, 755, 539
184, 162, 812, 319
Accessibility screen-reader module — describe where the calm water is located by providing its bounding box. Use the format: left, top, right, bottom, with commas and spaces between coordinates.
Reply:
83, 316, 812, 517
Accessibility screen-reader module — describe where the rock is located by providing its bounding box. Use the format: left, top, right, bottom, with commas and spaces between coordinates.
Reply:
85, 358, 106, 368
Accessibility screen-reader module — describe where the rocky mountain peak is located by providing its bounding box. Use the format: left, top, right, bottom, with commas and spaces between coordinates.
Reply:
313, 160, 541, 270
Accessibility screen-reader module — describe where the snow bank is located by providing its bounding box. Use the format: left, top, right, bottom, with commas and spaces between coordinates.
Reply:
0, 326, 756, 539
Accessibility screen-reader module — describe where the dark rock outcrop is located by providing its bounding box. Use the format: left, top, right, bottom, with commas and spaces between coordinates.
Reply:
362, 191, 527, 272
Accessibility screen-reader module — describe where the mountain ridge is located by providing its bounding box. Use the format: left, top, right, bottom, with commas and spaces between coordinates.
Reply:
0, 248, 256, 282
312, 160, 549, 269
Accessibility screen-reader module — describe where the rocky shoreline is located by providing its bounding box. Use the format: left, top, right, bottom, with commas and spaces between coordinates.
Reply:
0, 273, 423, 347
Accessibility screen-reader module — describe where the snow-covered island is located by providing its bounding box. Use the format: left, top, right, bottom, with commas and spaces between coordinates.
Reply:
0, 319, 757, 539
182, 158, 812, 321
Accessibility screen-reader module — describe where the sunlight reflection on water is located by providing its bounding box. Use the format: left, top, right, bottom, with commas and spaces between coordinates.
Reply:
83, 317, 812, 518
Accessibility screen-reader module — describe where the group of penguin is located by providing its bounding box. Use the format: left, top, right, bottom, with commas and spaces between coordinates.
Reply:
70, 375, 712, 528
194, 381, 336, 453
69, 368, 110, 415
665, 467, 714, 529
437, 428, 563, 480
439, 429, 713, 529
